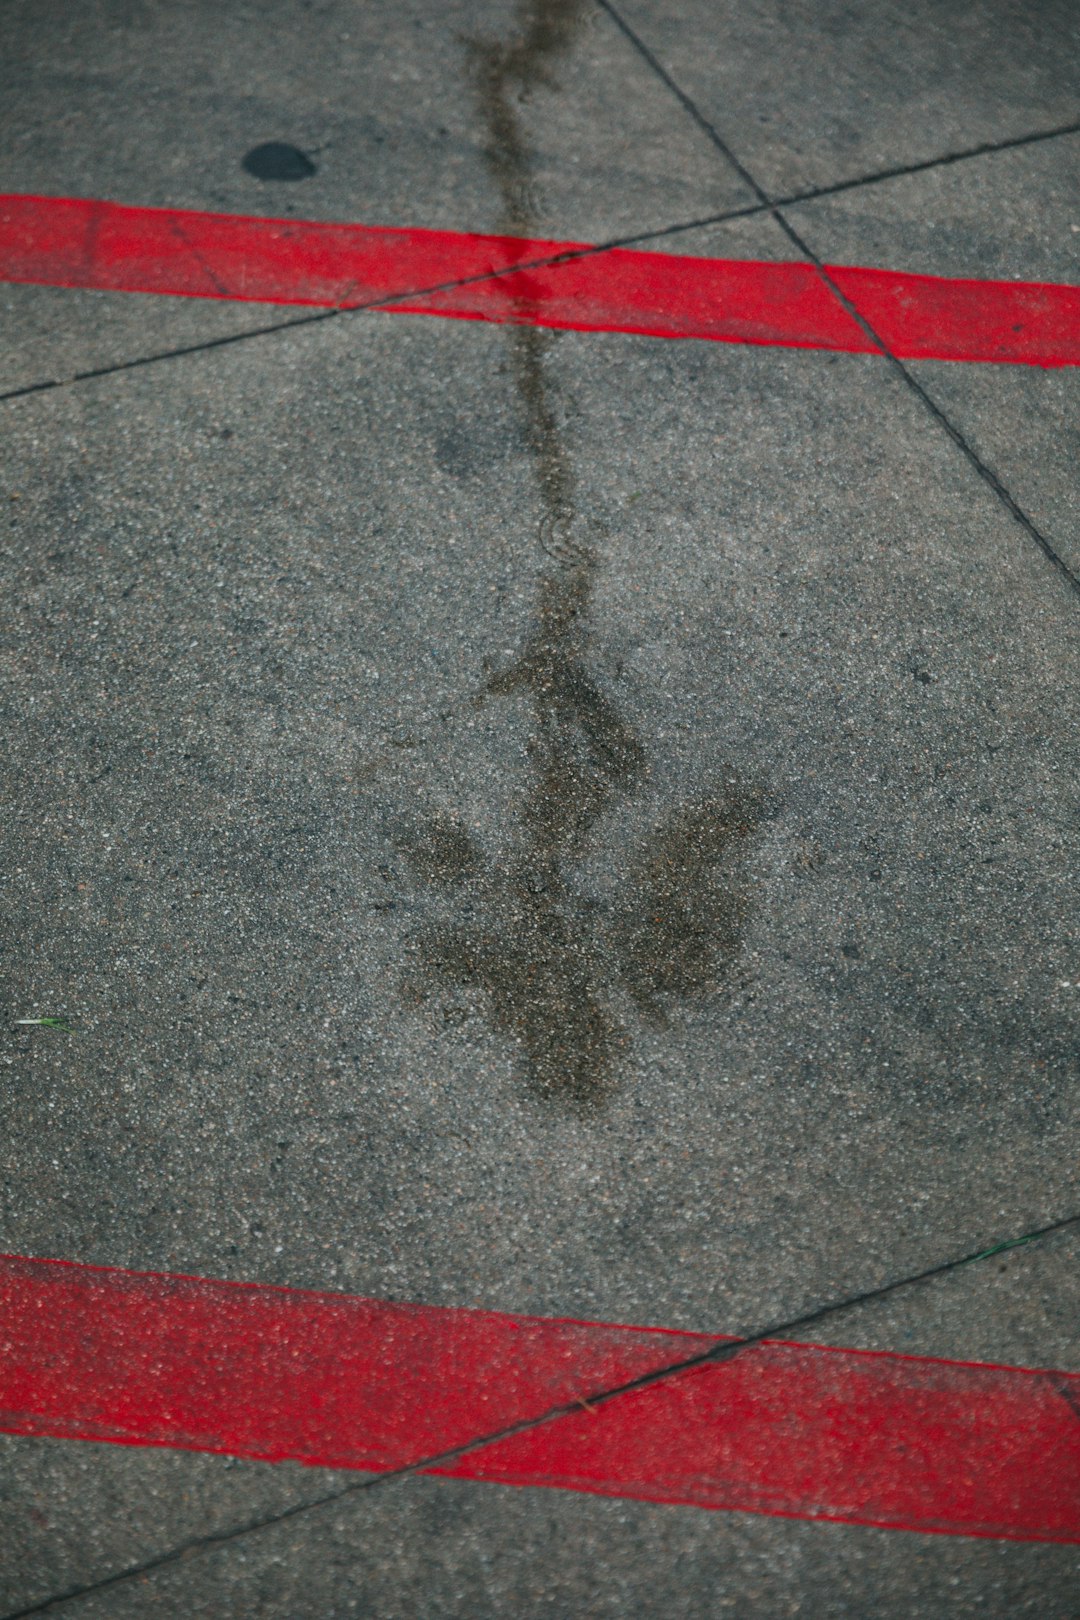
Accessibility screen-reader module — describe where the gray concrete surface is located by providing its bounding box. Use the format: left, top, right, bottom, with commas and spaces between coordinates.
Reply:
16, 1468, 1078, 1620
782, 131, 1080, 578
1, 0, 1078, 1614
4, 1227, 1078, 1617
0, 0, 754, 397
0, 1441, 361, 1617
614, 0, 1080, 197
0, 0, 751, 236
5, 303, 1079, 1320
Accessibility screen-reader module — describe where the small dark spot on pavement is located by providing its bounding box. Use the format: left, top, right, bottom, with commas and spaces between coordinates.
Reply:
242, 143, 316, 181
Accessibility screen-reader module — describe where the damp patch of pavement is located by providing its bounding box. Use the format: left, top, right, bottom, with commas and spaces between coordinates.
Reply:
242, 143, 317, 181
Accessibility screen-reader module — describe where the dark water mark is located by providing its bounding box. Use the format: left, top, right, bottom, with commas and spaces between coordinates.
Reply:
398, 770, 765, 1109
397, 812, 480, 889
242, 143, 317, 181
467, 0, 583, 239
608, 791, 765, 1027
396, 0, 767, 1108
468, 0, 582, 551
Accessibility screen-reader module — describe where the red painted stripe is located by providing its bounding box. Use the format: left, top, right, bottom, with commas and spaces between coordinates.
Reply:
2, 1253, 1078, 1540
828, 263, 1080, 368
1, 195, 1077, 367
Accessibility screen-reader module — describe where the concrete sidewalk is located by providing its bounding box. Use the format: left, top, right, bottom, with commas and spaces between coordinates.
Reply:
1, 1, 1078, 1614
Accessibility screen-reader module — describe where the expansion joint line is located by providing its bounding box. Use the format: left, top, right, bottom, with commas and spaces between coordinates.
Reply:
6, 1208, 1080, 1618
594, 0, 1080, 601
3, 126, 1078, 403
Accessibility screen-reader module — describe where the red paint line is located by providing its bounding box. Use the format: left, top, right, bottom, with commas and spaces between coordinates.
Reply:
2, 1253, 1078, 1541
1, 195, 1078, 367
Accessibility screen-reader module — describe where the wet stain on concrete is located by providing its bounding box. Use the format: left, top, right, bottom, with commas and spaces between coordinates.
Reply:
399, 770, 763, 1108
609, 790, 766, 1027
468, 0, 583, 239
396, 812, 480, 888
242, 143, 316, 181
469, 0, 581, 554
396, 0, 766, 1107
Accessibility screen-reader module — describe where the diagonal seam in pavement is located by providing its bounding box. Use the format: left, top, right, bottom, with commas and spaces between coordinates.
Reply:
3, 115, 1077, 407
6, 1208, 1079, 1619
594, 0, 1080, 601
5, 19, 1079, 1614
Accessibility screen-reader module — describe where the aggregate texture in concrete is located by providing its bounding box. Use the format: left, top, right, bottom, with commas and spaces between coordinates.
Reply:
1, 0, 1078, 1615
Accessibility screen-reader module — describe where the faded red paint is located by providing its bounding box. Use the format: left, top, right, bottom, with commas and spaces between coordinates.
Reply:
1, 194, 1077, 366
2, 1253, 1078, 1539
